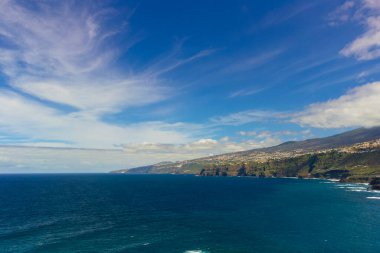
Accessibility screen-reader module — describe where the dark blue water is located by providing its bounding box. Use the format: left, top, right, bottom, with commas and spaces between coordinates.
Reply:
0, 175, 379, 253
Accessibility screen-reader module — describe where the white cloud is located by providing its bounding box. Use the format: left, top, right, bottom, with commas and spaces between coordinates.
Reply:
341, 16, 380, 60
339, 0, 380, 60
219, 136, 230, 142
256, 131, 272, 138
238, 131, 255, 136
0, 90, 197, 148
293, 82, 380, 128
13, 78, 169, 114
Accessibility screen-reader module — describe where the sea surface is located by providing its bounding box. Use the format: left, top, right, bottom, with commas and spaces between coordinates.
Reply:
0, 174, 379, 253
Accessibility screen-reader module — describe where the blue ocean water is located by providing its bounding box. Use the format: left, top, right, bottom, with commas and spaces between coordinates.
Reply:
0, 174, 379, 253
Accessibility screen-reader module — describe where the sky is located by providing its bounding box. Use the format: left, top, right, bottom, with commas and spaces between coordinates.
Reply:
1, 0, 380, 172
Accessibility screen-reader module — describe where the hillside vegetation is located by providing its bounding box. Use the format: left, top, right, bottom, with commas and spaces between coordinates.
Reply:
199, 150, 380, 182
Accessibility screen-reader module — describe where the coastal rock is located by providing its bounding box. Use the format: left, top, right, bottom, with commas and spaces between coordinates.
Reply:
369, 178, 380, 190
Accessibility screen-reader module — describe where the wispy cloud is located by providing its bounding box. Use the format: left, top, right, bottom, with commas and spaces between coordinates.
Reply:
146, 48, 217, 76
0, 0, 213, 149
327, 1, 356, 26
222, 50, 283, 74
0, 0, 161, 115
337, 0, 380, 60
257, 1, 319, 29
293, 64, 362, 93
0, 0, 122, 77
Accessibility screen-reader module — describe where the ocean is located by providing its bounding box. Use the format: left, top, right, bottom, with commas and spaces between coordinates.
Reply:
0, 174, 379, 253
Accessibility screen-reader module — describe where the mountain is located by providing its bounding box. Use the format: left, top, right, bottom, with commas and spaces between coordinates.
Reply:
242, 126, 380, 153
111, 127, 380, 182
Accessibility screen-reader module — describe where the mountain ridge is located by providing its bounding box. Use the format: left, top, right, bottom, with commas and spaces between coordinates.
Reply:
235, 126, 380, 154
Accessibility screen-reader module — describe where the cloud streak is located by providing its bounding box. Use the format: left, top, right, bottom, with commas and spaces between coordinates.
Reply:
210, 110, 287, 126
229, 87, 266, 98
337, 0, 380, 60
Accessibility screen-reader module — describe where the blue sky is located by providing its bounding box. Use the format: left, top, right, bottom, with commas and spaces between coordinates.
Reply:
0, 0, 380, 171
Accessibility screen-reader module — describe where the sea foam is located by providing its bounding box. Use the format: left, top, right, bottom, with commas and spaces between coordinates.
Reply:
184, 250, 209, 253
367, 196, 380, 200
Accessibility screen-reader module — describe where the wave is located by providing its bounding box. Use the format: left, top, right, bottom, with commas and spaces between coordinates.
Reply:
366, 196, 380, 200
184, 250, 209, 253
109, 241, 153, 252
348, 189, 368, 192
337, 183, 366, 187
332, 181, 380, 199
335, 183, 367, 190
0, 218, 64, 240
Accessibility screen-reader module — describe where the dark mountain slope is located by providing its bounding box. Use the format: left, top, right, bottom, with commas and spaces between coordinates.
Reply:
245, 126, 380, 153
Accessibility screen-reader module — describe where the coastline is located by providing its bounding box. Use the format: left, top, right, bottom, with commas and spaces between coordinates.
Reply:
198, 173, 380, 193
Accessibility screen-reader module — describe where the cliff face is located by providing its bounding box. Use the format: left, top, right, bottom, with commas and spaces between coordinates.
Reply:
369, 178, 380, 190
199, 150, 380, 183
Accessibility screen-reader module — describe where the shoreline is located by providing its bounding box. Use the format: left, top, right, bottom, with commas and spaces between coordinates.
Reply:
197, 173, 380, 192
